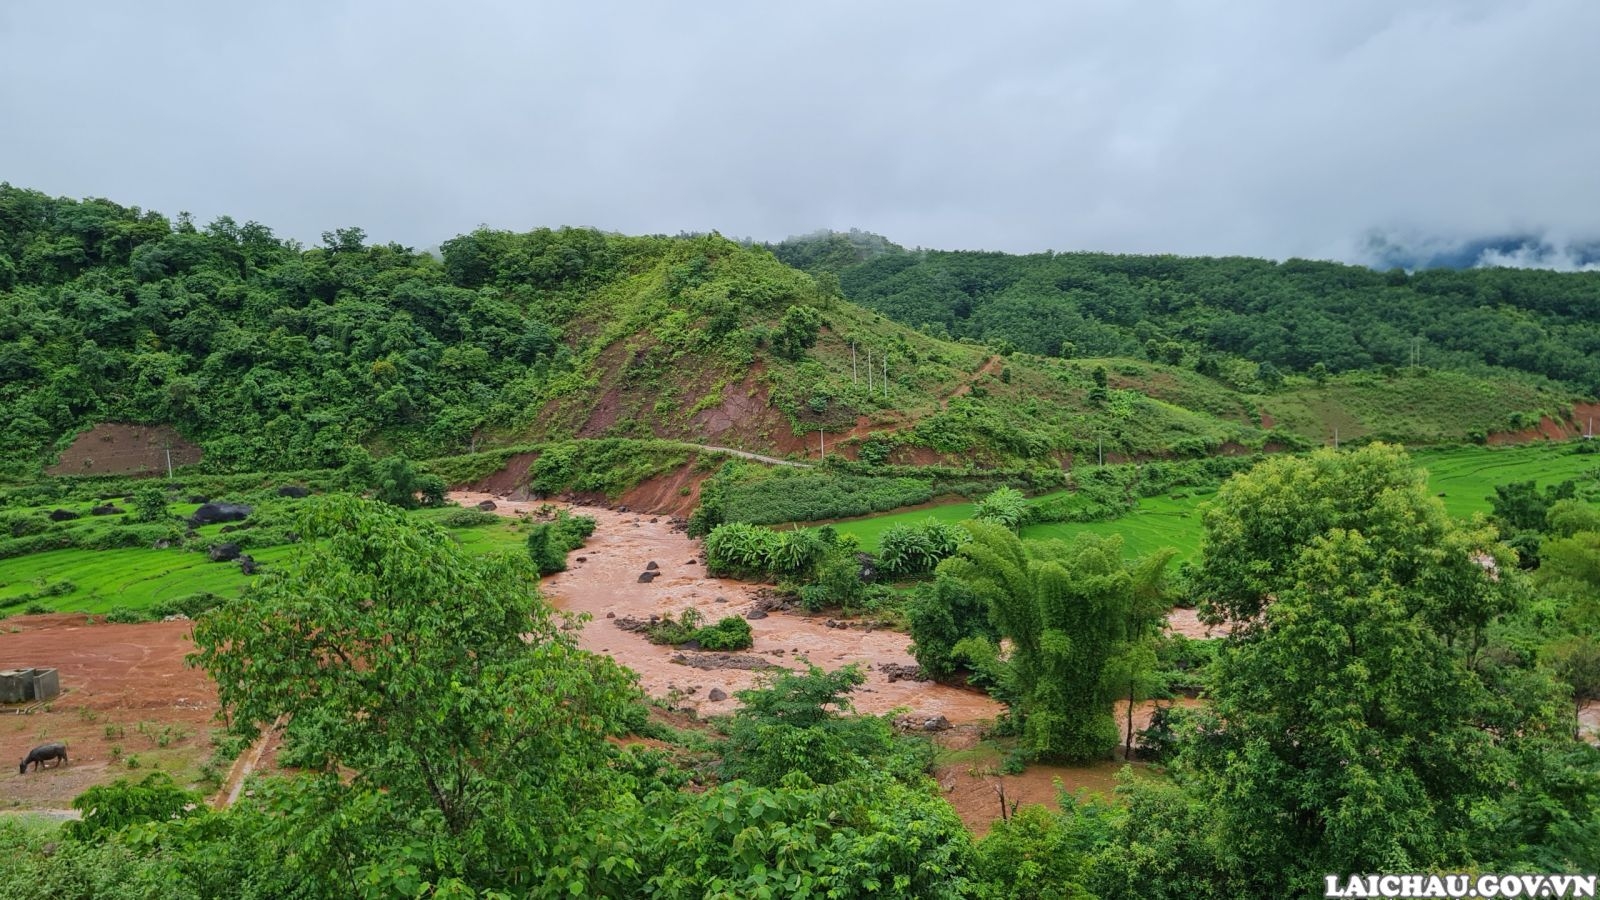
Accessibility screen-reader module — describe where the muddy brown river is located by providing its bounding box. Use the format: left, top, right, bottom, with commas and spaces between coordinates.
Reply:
452, 492, 1004, 722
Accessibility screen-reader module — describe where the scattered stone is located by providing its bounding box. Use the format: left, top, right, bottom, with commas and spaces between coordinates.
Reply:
669, 652, 776, 672
278, 485, 310, 498
208, 542, 242, 563
219, 525, 237, 534
688, 559, 698, 565
161, 614, 189, 622
190, 502, 252, 528
617, 506, 630, 513
708, 688, 728, 702
576, 556, 587, 563
476, 500, 497, 511
770, 649, 786, 656
745, 609, 768, 620
605, 611, 616, 618
90, 504, 123, 516
638, 571, 658, 583
880, 663, 928, 683
893, 713, 952, 732
48, 509, 79, 522
650, 517, 659, 523
239, 554, 259, 575
152, 539, 171, 550
645, 561, 659, 571
714, 597, 727, 604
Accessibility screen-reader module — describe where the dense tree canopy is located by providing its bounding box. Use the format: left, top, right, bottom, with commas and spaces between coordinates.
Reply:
771, 232, 1600, 393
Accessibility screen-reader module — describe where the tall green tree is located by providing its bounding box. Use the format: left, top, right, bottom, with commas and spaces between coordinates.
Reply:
936, 522, 1168, 762
190, 495, 640, 893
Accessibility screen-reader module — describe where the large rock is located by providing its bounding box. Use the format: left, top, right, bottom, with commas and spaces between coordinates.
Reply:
48, 509, 79, 522
708, 688, 729, 702
208, 542, 242, 562
90, 504, 123, 516
893, 713, 952, 732
238, 554, 259, 575
476, 500, 497, 511
638, 571, 659, 583
189, 502, 252, 528
277, 485, 310, 499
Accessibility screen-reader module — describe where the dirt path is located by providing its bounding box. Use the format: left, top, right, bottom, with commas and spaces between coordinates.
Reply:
452, 491, 999, 723
690, 445, 812, 469
943, 355, 1003, 406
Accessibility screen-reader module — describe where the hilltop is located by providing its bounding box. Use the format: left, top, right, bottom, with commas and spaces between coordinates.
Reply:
0, 185, 1588, 485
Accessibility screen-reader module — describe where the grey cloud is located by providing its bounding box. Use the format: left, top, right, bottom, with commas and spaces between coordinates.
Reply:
1, 1, 1595, 263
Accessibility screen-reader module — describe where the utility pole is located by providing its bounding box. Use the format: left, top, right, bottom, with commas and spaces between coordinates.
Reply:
882, 356, 888, 398
851, 342, 857, 384
1333, 426, 1340, 449
165, 448, 173, 479
866, 348, 873, 392
1098, 436, 1104, 467
819, 429, 825, 460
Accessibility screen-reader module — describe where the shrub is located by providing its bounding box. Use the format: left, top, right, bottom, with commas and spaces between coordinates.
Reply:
692, 615, 753, 651
527, 511, 598, 575
877, 519, 967, 577
973, 486, 1029, 531
440, 507, 500, 528
704, 522, 785, 578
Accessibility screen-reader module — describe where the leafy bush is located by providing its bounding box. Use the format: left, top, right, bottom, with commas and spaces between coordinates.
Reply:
877, 518, 967, 577
527, 511, 598, 575
704, 522, 785, 578
67, 772, 205, 843
691, 615, 753, 651
973, 486, 1028, 531
440, 507, 500, 528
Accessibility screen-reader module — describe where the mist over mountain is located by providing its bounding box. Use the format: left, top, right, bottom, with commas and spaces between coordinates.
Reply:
1357, 231, 1600, 272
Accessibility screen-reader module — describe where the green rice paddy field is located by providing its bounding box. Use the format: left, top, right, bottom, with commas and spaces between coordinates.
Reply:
832, 441, 1600, 561
0, 503, 531, 616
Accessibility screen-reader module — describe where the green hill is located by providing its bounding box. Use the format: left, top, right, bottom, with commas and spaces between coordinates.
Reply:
0, 185, 1583, 484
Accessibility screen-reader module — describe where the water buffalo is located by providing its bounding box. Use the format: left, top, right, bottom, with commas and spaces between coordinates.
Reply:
19, 742, 68, 773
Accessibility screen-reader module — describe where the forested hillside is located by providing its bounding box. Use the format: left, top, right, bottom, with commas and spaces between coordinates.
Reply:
0, 185, 1583, 483
771, 231, 1600, 392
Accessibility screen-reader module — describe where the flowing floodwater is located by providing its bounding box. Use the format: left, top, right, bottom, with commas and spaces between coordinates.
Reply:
451, 492, 1003, 722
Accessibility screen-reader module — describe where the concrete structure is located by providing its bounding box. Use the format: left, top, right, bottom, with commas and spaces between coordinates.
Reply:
0, 668, 60, 703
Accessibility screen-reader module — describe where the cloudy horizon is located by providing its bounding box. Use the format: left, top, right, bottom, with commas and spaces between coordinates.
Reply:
3, 1, 1597, 267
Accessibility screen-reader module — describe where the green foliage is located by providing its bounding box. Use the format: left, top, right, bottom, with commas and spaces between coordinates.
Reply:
67, 772, 205, 843
689, 614, 753, 651
642, 609, 753, 651
877, 517, 967, 577
703, 522, 786, 579
632, 774, 975, 899
526, 510, 597, 575
972, 485, 1028, 532
719, 664, 903, 787
438, 507, 499, 528
772, 304, 823, 358
935, 523, 1170, 761
527, 439, 692, 499
907, 573, 1000, 681
189, 494, 641, 891
372, 455, 444, 509
973, 797, 1116, 900
129, 484, 169, 523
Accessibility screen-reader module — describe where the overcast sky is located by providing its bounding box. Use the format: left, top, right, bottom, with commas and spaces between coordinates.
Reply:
3, 1, 1597, 263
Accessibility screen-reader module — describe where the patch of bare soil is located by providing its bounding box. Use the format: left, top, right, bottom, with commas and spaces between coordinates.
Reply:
459, 451, 540, 495
1489, 402, 1600, 445
450, 492, 1003, 724
610, 464, 709, 518
47, 423, 202, 477
0, 615, 217, 810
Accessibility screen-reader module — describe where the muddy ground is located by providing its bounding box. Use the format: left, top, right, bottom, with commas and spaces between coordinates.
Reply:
0, 615, 218, 811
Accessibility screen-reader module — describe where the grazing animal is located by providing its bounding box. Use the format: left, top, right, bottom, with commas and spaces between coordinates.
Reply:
19, 742, 68, 773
